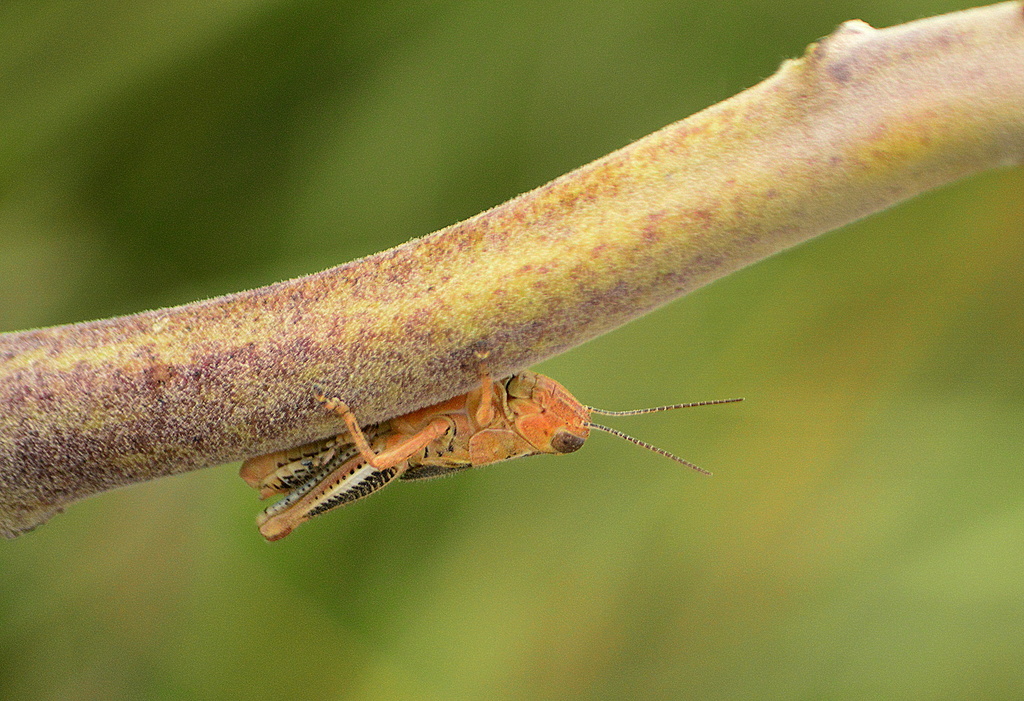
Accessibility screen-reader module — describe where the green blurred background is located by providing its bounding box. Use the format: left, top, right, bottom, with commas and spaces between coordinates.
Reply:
1, 1, 1022, 699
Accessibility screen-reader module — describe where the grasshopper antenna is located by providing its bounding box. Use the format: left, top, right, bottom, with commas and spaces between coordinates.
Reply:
584, 397, 743, 475
585, 397, 744, 416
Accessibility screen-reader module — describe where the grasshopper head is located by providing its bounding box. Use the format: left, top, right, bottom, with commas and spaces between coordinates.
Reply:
505, 372, 591, 455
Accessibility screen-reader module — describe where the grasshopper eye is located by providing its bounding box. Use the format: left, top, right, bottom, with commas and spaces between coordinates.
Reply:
551, 429, 585, 454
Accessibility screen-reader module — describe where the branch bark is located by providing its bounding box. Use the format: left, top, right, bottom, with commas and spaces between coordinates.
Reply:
1, 2, 1022, 537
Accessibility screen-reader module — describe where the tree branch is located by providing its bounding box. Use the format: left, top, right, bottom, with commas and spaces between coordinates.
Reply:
1, 2, 1022, 537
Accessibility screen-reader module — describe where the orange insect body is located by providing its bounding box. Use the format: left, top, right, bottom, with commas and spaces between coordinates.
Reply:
240, 367, 740, 541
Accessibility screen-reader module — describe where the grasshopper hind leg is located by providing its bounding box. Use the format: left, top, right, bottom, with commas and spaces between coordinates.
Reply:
256, 454, 405, 541
240, 435, 344, 494
400, 464, 472, 481
252, 395, 452, 540
304, 465, 399, 517
257, 443, 360, 499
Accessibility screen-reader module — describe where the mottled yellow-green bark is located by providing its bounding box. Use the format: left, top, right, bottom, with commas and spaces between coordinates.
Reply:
1, 2, 1022, 537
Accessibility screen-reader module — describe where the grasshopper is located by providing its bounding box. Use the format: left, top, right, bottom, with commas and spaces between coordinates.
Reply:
240, 365, 741, 540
